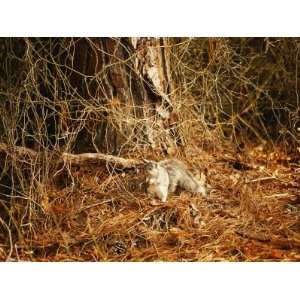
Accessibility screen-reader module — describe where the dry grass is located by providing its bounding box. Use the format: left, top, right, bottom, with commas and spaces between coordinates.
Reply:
1, 38, 300, 261
1, 141, 299, 262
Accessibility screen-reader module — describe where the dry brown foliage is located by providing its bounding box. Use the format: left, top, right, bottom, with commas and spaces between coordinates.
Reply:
0, 38, 300, 261
0, 142, 299, 261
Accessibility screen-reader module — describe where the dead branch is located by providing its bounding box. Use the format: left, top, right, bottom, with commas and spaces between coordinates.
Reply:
0, 142, 142, 169
0, 143, 38, 158
61, 152, 142, 169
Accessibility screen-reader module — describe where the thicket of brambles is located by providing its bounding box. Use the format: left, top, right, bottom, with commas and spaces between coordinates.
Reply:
0, 38, 299, 261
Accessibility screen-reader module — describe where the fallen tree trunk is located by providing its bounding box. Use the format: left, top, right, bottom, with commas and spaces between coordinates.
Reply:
0, 142, 142, 169
0, 143, 38, 158
61, 152, 142, 169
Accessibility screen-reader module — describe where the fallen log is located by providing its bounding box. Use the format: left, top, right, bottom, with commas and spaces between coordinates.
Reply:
0, 142, 38, 158
0, 142, 142, 169
61, 152, 142, 169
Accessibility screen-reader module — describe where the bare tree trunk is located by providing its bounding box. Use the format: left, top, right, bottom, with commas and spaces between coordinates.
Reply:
69, 37, 180, 155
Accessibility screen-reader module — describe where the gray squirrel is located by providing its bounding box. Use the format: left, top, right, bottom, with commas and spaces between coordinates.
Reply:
145, 161, 169, 202
144, 158, 208, 202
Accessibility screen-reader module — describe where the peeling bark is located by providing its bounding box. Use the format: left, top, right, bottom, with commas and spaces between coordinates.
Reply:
64, 38, 181, 154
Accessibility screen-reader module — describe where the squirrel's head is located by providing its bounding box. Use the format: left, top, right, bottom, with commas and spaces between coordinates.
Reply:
143, 159, 161, 179
143, 159, 158, 171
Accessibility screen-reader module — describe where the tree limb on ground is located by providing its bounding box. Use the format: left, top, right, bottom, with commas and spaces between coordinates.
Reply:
61, 152, 142, 169
0, 142, 38, 158
0, 142, 142, 169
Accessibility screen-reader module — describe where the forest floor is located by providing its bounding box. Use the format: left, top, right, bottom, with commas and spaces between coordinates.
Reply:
3, 142, 300, 261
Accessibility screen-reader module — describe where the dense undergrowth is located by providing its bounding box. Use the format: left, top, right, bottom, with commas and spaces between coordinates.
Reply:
0, 38, 299, 261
